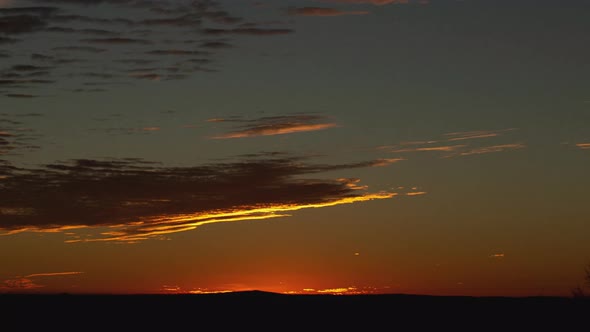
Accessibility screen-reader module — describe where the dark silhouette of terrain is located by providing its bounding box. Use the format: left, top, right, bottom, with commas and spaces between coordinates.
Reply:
2, 291, 588, 329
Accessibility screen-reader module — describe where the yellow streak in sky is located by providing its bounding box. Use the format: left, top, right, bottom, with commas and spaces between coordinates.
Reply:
67, 192, 397, 243
576, 143, 590, 149
391, 145, 466, 153
405, 191, 427, 196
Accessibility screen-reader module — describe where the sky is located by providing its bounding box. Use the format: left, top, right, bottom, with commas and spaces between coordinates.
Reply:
0, 0, 589, 297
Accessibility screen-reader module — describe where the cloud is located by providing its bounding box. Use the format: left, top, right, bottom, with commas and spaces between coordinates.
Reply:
289, 7, 369, 17
0, 271, 83, 292
443, 129, 517, 142
51, 46, 107, 53
0, 14, 48, 34
80, 37, 152, 45
203, 28, 294, 36
0, 0, 294, 96
210, 114, 338, 139
0, 36, 18, 43
145, 49, 209, 56
575, 143, 590, 150
390, 145, 467, 153
0, 155, 403, 243
5, 93, 38, 98
385, 128, 524, 158
0, 113, 41, 156
454, 143, 526, 157
320, 0, 411, 4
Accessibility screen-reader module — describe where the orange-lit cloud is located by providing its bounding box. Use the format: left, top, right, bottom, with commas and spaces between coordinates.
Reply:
285, 286, 385, 295
384, 128, 524, 159
0, 271, 84, 292
575, 143, 590, 150
0, 155, 406, 243
455, 143, 526, 156
405, 191, 427, 196
489, 253, 505, 258
444, 129, 517, 142
289, 7, 369, 16
390, 145, 466, 153
209, 114, 337, 139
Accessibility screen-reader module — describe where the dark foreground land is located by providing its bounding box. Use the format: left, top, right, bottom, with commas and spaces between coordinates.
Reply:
2, 291, 589, 329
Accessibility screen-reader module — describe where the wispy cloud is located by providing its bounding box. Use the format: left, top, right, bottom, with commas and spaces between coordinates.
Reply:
390, 145, 466, 153
452, 143, 526, 157
209, 114, 337, 139
444, 129, 517, 142
289, 7, 369, 17
0, 155, 407, 243
384, 128, 524, 158
575, 143, 590, 150
0, 271, 83, 292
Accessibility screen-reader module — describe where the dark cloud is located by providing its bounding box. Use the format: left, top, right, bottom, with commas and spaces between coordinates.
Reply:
0, 114, 41, 156
0, 36, 19, 43
0, 0, 293, 96
31, 53, 54, 61
145, 49, 208, 56
210, 114, 338, 139
5, 93, 38, 98
0, 155, 399, 242
139, 15, 201, 27
200, 41, 232, 49
51, 46, 107, 53
115, 59, 156, 65
203, 28, 294, 36
0, 7, 60, 16
51, 14, 134, 26
10, 65, 52, 72
320, 0, 412, 4
0, 14, 47, 34
0, 79, 54, 87
1, 0, 293, 96
45, 26, 119, 36
80, 37, 151, 45
288, 7, 369, 17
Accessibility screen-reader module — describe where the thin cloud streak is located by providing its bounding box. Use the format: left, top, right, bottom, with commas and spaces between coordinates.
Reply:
575, 143, 590, 150
444, 129, 517, 142
453, 143, 526, 157
209, 114, 337, 139
384, 128, 524, 158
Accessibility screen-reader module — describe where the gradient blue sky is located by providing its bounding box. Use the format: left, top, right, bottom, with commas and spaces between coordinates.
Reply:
1, 0, 589, 296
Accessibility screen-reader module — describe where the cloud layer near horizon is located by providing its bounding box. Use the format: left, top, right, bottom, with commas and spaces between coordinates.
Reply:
0, 155, 407, 243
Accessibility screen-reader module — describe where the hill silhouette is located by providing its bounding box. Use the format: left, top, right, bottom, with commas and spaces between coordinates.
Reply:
1, 291, 588, 329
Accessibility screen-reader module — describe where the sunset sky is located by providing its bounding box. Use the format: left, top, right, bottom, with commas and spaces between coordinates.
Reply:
1, 0, 589, 296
